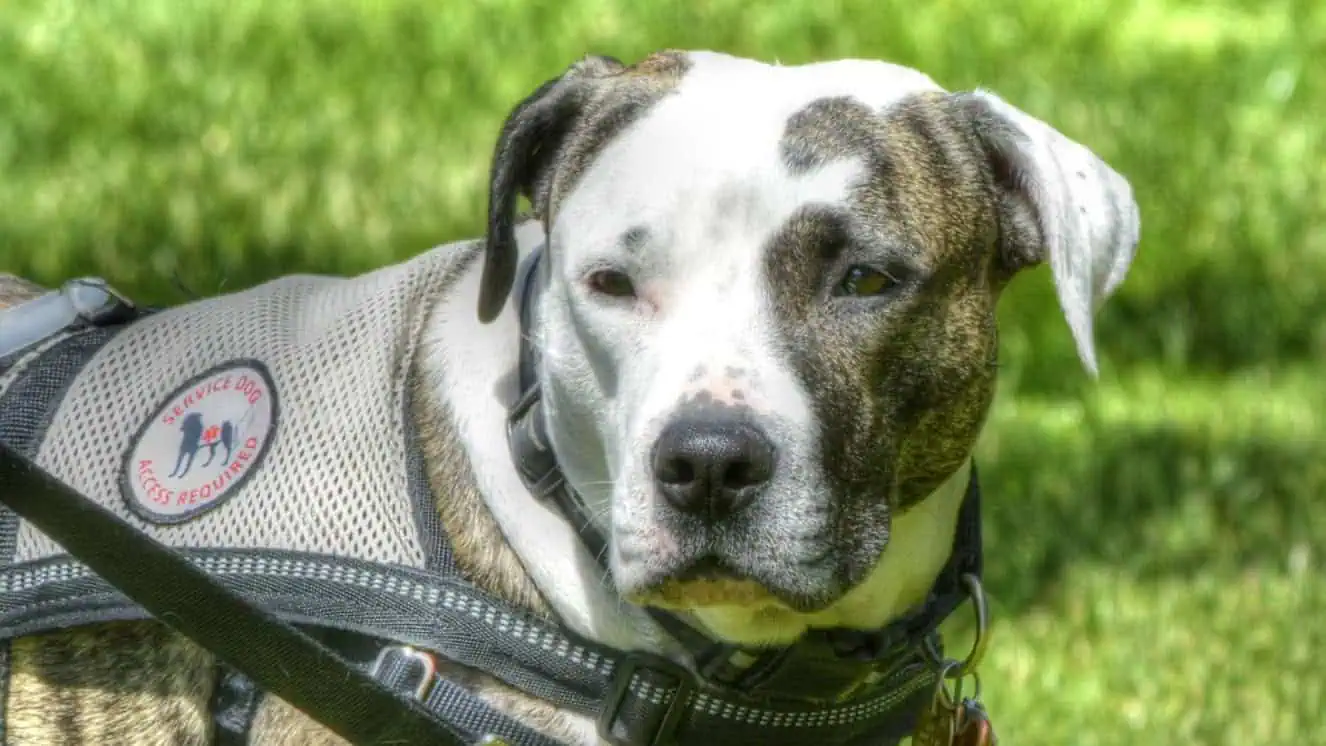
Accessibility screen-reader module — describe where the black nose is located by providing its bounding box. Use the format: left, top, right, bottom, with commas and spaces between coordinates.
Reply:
651, 417, 776, 520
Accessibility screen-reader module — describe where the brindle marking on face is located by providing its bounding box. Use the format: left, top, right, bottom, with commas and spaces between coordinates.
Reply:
765, 93, 1006, 586
619, 225, 651, 254
680, 388, 756, 416
680, 365, 756, 409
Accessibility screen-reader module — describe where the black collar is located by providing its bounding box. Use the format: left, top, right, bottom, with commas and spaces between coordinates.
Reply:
505, 246, 985, 698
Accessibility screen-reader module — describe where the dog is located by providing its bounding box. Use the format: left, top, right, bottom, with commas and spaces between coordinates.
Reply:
0, 50, 1139, 745
168, 412, 236, 478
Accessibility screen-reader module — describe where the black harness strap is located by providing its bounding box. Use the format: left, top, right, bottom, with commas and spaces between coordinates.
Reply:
0, 444, 486, 746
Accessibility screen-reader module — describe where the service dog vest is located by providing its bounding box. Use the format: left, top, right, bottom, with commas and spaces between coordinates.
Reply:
0, 245, 467, 583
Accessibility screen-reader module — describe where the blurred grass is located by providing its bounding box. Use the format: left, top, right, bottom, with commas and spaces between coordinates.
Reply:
1, 0, 1322, 743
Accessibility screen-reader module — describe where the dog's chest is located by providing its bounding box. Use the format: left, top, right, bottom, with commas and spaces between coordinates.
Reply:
0, 246, 470, 635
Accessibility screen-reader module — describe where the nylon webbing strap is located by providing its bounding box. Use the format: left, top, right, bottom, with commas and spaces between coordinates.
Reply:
0, 441, 475, 746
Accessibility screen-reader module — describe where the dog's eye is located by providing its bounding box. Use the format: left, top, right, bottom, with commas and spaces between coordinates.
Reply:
586, 269, 637, 299
835, 265, 899, 297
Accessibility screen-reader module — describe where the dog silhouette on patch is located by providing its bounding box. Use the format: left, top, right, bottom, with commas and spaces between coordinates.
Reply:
167, 412, 235, 479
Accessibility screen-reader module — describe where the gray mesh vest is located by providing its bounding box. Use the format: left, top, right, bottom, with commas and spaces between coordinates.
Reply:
0, 242, 475, 642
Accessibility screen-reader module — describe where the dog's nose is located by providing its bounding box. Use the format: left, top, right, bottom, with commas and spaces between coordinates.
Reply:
651, 417, 776, 520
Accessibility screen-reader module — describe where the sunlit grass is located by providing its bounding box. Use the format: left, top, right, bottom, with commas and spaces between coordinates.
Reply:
2, 0, 1322, 743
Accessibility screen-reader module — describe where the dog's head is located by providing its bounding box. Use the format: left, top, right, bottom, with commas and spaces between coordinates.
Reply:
478, 51, 1139, 643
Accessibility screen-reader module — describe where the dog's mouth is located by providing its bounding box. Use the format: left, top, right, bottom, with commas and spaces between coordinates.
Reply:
625, 555, 837, 614
631, 556, 774, 610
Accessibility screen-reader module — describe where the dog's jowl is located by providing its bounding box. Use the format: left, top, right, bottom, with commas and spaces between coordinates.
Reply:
1, 50, 1138, 746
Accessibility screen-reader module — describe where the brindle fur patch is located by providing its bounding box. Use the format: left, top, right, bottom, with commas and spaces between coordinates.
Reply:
766, 93, 1007, 586
7, 622, 214, 746
247, 696, 350, 746
368, 343, 587, 745
0, 274, 44, 308
410, 352, 551, 615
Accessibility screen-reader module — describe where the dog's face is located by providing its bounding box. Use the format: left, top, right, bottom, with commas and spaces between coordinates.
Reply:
478, 51, 1138, 640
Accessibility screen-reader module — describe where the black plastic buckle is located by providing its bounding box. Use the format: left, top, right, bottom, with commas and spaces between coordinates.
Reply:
63, 277, 137, 326
504, 385, 567, 500
598, 652, 697, 746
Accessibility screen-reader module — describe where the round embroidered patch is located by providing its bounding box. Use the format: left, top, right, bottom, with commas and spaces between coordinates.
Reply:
121, 360, 278, 524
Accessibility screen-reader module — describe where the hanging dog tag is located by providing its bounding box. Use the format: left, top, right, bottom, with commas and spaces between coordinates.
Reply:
913, 693, 997, 746
953, 699, 997, 746
911, 699, 956, 745
910, 665, 960, 746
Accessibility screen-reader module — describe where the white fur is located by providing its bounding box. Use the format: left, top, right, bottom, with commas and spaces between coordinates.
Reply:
423, 220, 965, 742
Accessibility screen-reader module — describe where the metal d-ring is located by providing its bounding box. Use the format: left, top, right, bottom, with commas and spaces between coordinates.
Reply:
924, 573, 991, 682
955, 573, 990, 677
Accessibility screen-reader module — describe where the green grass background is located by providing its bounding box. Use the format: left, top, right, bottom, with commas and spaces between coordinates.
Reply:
2, 0, 1322, 743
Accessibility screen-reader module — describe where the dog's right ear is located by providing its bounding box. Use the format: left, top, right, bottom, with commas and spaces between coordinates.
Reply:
476, 56, 625, 324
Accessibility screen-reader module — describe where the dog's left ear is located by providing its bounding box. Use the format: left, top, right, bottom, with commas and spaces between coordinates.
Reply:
476, 55, 626, 324
955, 90, 1141, 376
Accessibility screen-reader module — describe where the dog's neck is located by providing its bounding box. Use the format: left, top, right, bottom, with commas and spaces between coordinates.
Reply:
422, 223, 972, 654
